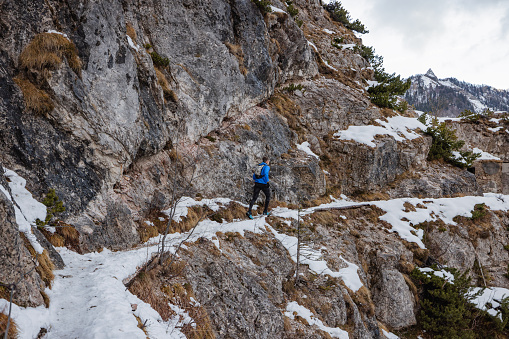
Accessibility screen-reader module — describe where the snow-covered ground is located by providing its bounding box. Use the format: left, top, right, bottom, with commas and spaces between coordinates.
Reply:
2, 168, 509, 338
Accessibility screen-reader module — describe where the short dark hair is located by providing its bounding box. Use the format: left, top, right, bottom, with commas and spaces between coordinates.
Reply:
262, 156, 268, 163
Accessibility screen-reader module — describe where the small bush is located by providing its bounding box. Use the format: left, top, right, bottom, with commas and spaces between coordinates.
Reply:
36, 189, 65, 227
286, 0, 298, 17
421, 114, 480, 168
459, 109, 481, 122
357, 47, 410, 109
331, 37, 344, 49
150, 51, 170, 68
252, 0, 272, 14
14, 77, 54, 115
459, 109, 494, 122
283, 83, 304, 92
471, 203, 487, 220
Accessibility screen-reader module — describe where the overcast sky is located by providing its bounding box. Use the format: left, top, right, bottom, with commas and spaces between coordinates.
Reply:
333, 0, 509, 89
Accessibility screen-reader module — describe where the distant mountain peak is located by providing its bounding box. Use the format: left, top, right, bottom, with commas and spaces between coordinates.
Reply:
404, 71, 509, 117
425, 68, 437, 79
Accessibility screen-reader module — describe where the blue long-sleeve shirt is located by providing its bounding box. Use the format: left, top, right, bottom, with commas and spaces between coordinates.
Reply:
253, 162, 270, 184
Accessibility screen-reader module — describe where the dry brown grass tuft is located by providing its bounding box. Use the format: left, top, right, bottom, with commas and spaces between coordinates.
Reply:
36, 250, 55, 288
403, 201, 416, 212
224, 42, 247, 75
41, 290, 50, 308
270, 92, 304, 137
352, 286, 375, 317
0, 286, 8, 301
308, 210, 340, 229
155, 68, 178, 102
0, 312, 18, 339
20, 32, 82, 76
21, 233, 55, 288
129, 267, 175, 321
13, 77, 54, 115
134, 315, 149, 338
138, 222, 159, 243
126, 22, 137, 41
209, 202, 247, 223
40, 223, 81, 253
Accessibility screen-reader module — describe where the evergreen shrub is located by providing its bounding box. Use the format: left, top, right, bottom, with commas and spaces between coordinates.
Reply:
419, 113, 480, 168
324, 1, 368, 33
252, 0, 272, 14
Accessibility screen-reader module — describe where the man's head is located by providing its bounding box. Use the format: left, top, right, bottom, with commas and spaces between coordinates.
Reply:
263, 156, 270, 165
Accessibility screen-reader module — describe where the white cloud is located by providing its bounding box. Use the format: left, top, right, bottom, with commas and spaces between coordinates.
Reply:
332, 0, 509, 89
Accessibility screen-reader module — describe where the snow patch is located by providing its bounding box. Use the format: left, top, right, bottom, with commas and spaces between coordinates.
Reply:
334, 116, 425, 147
297, 141, 319, 159
285, 301, 349, 338
418, 267, 455, 283
1, 168, 47, 253
470, 287, 509, 320
472, 147, 501, 161
488, 126, 503, 132
382, 329, 400, 339
270, 5, 286, 13
307, 40, 318, 53
127, 35, 139, 51
47, 30, 69, 40
323, 28, 335, 34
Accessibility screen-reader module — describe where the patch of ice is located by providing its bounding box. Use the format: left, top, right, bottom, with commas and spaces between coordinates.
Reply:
340, 43, 356, 50
285, 301, 349, 338
366, 80, 379, 89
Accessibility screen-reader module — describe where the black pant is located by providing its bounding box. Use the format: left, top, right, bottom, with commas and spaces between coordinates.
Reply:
248, 182, 270, 214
